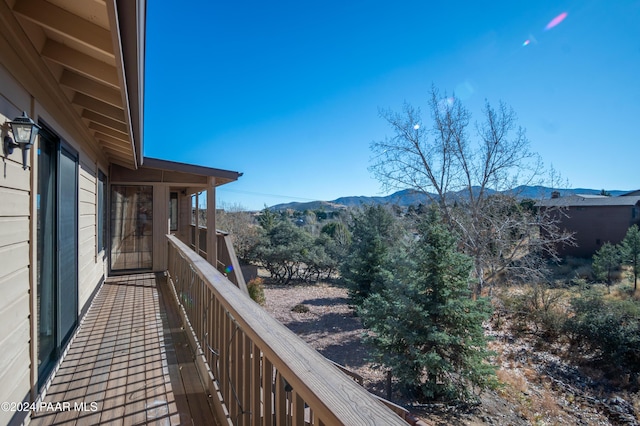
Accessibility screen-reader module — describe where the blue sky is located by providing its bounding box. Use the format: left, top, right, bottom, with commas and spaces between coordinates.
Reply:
144, 1, 640, 211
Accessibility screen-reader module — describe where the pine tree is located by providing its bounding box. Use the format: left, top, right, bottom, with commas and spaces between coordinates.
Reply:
359, 208, 495, 401
621, 224, 640, 291
341, 205, 401, 305
592, 242, 621, 293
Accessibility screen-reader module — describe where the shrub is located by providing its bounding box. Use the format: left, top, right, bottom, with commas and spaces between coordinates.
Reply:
247, 277, 266, 305
564, 293, 640, 378
502, 284, 566, 338
291, 303, 310, 313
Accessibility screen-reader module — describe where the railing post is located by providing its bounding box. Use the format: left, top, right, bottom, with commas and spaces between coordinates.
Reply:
194, 192, 200, 252
206, 177, 217, 267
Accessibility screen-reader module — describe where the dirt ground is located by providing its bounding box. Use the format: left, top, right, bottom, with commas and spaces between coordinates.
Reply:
262, 281, 640, 425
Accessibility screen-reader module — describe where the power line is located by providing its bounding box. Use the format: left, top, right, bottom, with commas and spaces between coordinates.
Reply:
216, 188, 320, 202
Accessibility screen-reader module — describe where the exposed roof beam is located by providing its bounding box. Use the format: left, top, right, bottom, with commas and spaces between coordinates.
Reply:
98, 142, 132, 156
73, 92, 125, 123
94, 131, 131, 148
88, 122, 129, 140
98, 140, 133, 156
109, 156, 137, 169
82, 110, 129, 133
103, 145, 133, 158
42, 40, 119, 88
13, 0, 114, 58
60, 70, 122, 108
107, 152, 135, 166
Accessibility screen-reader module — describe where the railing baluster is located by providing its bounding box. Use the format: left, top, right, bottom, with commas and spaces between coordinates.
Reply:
262, 357, 273, 426
220, 311, 230, 410
165, 235, 406, 426
242, 333, 251, 426
251, 346, 261, 426
275, 371, 286, 425
229, 322, 239, 423
197, 275, 204, 341
292, 390, 305, 426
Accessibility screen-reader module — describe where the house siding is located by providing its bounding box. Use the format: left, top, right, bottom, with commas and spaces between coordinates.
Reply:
0, 72, 33, 423
78, 159, 105, 310
559, 205, 640, 257
1, 63, 109, 424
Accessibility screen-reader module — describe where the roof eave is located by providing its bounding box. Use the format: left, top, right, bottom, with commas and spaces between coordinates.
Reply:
143, 157, 243, 185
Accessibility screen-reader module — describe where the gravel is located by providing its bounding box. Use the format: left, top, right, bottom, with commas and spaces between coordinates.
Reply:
263, 281, 640, 425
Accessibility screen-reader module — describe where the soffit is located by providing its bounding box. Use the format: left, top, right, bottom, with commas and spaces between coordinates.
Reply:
111, 159, 242, 186
6, 0, 139, 168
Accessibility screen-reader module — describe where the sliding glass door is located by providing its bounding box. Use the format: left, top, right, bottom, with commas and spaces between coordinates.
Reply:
37, 129, 78, 383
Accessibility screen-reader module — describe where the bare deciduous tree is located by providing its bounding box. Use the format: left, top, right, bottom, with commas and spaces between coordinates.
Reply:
216, 202, 260, 263
370, 86, 573, 295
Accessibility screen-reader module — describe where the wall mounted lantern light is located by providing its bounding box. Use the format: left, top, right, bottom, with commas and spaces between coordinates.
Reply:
3, 111, 41, 170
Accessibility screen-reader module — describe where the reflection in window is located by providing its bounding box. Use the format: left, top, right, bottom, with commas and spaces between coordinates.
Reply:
110, 185, 153, 270
170, 192, 178, 231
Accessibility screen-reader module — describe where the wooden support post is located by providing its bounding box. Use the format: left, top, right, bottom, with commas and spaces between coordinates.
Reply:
206, 177, 217, 267
194, 192, 200, 253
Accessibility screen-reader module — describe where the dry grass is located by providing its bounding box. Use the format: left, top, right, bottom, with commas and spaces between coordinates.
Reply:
632, 392, 640, 421
533, 389, 562, 422
496, 368, 528, 394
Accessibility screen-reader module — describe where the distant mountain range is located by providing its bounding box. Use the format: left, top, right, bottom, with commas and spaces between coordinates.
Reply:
268, 186, 631, 211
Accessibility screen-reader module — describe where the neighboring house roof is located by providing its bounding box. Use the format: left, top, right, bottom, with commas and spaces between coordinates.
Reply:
537, 195, 640, 207
3, 0, 146, 169
620, 190, 640, 197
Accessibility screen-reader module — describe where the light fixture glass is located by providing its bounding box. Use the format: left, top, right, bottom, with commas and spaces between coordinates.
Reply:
9, 111, 40, 147
3, 111, 41, 169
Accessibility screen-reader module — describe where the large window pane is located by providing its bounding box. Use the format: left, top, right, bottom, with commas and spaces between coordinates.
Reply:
111, 185, 153, 271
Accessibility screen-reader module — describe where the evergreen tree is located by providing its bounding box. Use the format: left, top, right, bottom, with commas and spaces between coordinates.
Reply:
341, 205, 401, 305
359, 208, 495, 401
592, 242, 621, 293
252, 219, 312, 284
257, 206, 279, 232
621, 224, 640, 291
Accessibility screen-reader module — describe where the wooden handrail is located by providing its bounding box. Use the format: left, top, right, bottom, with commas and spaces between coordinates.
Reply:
167, 234, 407, 426
188, 224, 248, 294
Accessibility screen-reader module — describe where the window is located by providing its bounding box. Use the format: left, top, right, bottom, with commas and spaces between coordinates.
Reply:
169, 192, 178, 231
110, 185, 153, 271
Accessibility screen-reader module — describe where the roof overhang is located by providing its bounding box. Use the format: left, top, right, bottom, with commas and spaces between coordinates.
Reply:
110, 157, 243, 187
1, 0, 145, 169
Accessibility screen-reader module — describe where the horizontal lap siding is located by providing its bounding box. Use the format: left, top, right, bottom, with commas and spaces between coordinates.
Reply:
78, 161, 103, 312
0, 107, 32, 426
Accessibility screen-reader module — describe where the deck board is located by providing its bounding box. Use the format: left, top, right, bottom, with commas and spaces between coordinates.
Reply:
30, 273, 217, 426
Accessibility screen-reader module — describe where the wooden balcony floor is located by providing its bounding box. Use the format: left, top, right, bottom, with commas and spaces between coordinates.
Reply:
31, 273, 217, 426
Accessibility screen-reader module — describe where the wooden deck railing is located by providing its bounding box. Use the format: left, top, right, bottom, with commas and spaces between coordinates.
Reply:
166, 234, 407, 426
188, 224, 247, 293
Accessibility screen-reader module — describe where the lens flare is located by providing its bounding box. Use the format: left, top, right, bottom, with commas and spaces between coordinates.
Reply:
224, 265, 233, 274
523, 39, 531, 46
545, 12, 568, 30
413, 124, 420, 130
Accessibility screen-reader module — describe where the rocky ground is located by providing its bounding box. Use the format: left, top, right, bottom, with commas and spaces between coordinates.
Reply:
262, 281, 640, 425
